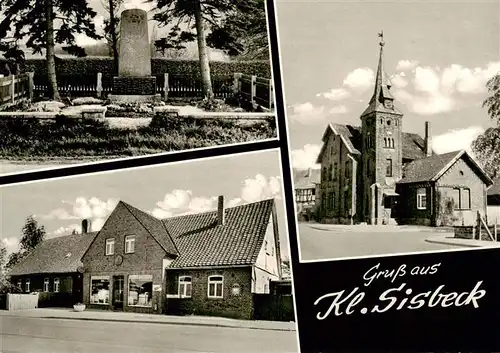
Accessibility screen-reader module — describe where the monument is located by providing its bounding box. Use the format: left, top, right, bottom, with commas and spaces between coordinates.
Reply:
109, 8, 159, 103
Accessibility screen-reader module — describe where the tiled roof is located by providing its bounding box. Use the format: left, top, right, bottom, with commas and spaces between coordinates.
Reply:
399, 150, 462, 184
121, 201, 179, 257
8, 232, 98, 276
293, 168, 320, 189
163, 199, 274, 269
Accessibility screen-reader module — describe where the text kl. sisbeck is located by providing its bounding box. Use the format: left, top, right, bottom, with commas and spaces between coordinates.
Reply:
313, 262, 486, 319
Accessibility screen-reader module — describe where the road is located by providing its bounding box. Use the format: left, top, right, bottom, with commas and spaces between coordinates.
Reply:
297, 223, 466, 261
0, 316, 298, 353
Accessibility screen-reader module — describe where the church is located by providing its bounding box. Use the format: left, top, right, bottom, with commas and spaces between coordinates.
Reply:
314, 36, 493, 227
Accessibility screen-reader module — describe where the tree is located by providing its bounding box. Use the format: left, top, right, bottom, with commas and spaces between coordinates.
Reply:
472, 73, 500, 179
206, 0, 269, 60
5, 216, 46, 270
0, 0, 102, 100
102, 0, 123, 73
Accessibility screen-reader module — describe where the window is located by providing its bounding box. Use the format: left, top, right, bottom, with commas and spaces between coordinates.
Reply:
384, 138, 388, 148
417, 188, 427, 210
450, 188, 460, 209
125, 235, 135, 254
105, 238, 115, 256
453, 188, 471, 210
54, 278, 60, 293
17, 280, 22, 290
90, 276, 110, 304
128, 275, 153, 307
345, 161, 349, 178
208, 276, 223, 298
178, 276, 192, 298
25, 279, 30, 293
386, 158, 393, 177
322, 167, 327, 183
344, 190, 349, 213
328, 164, 332, 181
43, 278, 50, 292
391, 139, 395, 148
321, 194, 327, 211
387, 119, 391, 126
331, 192, 335, 210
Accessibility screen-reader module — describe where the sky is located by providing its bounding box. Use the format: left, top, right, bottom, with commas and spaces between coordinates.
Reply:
275, 0, 500, 170
0, 149, 292, 260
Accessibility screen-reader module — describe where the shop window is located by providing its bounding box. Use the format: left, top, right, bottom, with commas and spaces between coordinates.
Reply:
125, 235, 136, 254
208, 275, 223, 298
128, 275, 153, 307
43, 278, 50, 292
54, 278, 60, 293
178, 276, 192, 298
90, 276, 110, 305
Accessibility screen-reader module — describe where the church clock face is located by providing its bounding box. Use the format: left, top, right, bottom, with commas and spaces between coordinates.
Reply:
384, 100, 393, 109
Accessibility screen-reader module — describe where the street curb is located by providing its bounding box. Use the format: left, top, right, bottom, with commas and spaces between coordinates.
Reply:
424, 238, 481, 248
39, 316, 297, 332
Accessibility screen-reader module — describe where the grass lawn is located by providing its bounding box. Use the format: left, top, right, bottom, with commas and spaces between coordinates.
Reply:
0, 115, 276, 160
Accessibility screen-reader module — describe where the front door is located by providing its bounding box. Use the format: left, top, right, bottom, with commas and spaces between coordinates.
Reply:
112, 275, 124, 310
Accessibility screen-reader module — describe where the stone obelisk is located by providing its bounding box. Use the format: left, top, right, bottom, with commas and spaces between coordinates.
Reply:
110, 8, 158, 103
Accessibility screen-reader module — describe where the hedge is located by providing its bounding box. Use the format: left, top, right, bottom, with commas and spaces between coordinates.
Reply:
2, 58, 271, 78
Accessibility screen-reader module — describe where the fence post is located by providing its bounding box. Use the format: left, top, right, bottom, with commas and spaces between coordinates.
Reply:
268, 79, 274, 109
96, 72, 103, 98
28, 72, 34, 101
250, 75, 257, 102
10, 74, 15, 104
164, 73, 169, 101
233, 73, 242, 94
476, 210, 481, 240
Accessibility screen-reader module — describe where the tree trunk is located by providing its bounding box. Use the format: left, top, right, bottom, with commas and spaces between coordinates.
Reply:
193, 0, 213, 100
45, 0, 60, 101
108, 0, 119, 74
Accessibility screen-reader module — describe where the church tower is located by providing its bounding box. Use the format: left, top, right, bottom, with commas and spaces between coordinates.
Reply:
360, 32, 403, 225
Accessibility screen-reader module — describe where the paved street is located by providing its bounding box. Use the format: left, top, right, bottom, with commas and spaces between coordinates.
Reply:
0, 315, 298, 353
298, 223, 467, 261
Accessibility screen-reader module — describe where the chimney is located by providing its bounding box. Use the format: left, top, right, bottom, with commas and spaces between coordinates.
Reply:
217, 195, 225, 226
81, 219, 91, 234
424, 121, 432, 157
306, 167, 312, 178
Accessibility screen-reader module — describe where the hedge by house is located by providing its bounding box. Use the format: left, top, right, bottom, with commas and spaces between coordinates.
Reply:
3, 58, 271, 78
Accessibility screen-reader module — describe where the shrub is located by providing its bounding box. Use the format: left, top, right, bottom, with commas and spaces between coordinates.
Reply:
2, 58, 271, 79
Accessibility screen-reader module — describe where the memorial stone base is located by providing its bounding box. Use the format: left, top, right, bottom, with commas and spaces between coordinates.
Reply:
112, 76, 156, 95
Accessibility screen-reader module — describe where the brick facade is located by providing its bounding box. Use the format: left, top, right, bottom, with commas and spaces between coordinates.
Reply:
317, 132, 357, 224
165, 267, 254, 320
81, 202, 171, 314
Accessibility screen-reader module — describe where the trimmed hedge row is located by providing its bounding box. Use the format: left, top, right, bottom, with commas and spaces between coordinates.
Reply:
3, 58, 271, 78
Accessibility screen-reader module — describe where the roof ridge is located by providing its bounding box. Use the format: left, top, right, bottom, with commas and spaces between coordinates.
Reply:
162, 198, 275, 221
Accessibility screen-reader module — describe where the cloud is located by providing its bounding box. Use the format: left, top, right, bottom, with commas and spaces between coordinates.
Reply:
291, 144, 321, 170
2, 237, 19, 254
328, 105, 348, 115
240, 175, 282, 203
396, 60, 419, 72
151, 175, 282, 218
390, 73, 408, 89
52, 224, 81, 237
288, 102, 326, 124
316, 88, 351, 101
342, 67, 374, 92
432, 126, 485, 154
41, 197, 119, 233
123, 0, 154, 11
392, 61, 500, 115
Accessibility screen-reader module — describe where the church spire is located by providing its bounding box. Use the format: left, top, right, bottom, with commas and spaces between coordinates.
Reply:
361, 31, 401, 117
